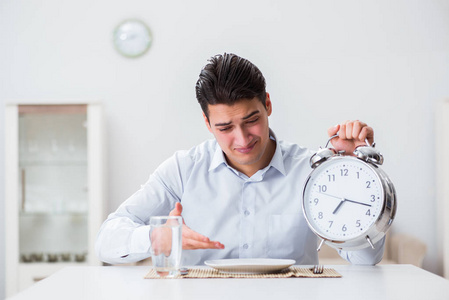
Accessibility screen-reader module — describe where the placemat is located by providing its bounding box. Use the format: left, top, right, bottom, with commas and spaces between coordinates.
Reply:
144, 267, 342, 279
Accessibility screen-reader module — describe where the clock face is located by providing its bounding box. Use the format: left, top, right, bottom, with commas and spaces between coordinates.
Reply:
113, 19, 152, 58
303, 157, 384, 241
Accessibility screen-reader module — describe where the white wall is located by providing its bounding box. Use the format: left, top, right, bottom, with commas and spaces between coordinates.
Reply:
1, 0, 449, 297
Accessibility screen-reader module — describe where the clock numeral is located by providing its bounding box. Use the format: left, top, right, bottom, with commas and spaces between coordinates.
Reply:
318, 185, 327, 193
340, 169, 348, 176
356, 220, 361, 227
342, 224, 347, 232
314, 198, 319, 205
356, 171, 360, 179
328, 221, 333, 228
366, 181, 371, 188
328, 174, 335, 182
370, 195, 376, 202
366, 209, 371, 216
318, 212, 323, 219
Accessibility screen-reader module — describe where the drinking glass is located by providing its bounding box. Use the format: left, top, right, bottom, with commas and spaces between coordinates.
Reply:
149, 216, 182, 277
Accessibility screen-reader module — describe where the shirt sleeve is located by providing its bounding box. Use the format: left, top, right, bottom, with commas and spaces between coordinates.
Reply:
338, 236, 386, 265
95, 154, 186, 265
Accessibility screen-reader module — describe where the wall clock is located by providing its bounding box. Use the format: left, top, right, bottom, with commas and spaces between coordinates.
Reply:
113, 19, 152, 58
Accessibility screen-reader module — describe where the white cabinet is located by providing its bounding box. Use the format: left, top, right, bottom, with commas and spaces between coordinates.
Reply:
5, 104, 105, 297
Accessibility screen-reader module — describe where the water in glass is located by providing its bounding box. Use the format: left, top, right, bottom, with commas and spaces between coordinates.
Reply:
150, 216, 182, 277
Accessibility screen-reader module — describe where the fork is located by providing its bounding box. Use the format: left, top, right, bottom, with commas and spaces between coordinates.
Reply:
313, 265, 324, 274
180, 267, 189, 276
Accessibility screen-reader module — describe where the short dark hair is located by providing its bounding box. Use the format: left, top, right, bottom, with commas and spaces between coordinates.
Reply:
195, 53, 267, 120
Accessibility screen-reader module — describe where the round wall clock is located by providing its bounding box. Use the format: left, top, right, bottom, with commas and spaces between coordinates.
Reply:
302, 136, 397, 251
113, 19, 153, 58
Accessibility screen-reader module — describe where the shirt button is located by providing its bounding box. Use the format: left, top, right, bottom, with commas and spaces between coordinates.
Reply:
244, 210, 250, 216
243, 244, 249, 249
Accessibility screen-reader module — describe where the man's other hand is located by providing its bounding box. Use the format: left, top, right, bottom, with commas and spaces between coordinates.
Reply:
169, 202, 225, 250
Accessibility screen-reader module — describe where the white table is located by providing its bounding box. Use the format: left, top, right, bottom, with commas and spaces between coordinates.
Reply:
7, 264, 449, 300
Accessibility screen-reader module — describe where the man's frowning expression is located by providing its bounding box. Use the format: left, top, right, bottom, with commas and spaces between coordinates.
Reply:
204, 96, 275, 177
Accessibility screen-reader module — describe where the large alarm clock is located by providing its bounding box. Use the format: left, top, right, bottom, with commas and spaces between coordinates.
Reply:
302, 135, 397, 251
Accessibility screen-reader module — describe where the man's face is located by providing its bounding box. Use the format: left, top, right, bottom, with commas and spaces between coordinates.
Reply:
204, 95, 273, 176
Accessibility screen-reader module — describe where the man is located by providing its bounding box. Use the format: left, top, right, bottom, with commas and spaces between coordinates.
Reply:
95, 53, 384, 265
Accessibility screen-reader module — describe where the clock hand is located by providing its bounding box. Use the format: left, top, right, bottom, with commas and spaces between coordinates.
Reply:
320, 192, 372, 206
319, 192, 344, 201
332, 200, 345, 214
344, 199, 372, 207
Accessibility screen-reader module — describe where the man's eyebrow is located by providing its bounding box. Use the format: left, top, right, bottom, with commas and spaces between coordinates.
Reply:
214, 121, 232, 127
214, 110, 260, 127
242, 110, 260, 120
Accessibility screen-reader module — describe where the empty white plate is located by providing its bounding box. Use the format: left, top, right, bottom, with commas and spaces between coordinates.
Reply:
204, 258, 296, 274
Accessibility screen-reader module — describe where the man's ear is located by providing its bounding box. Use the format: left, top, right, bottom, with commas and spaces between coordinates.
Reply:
265, 92, 272, 116
203, 112, 212, 133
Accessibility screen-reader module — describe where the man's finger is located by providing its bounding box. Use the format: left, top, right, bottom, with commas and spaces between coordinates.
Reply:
183, 225, 212, 243
169, 202, 183, 217
183, 238, 225, 250
182, 225, 224, 249
352, 121, 362, 139
327, 124, 340, 137
339, 123, 347, 139
358, 126, 374, 144
345, 122, 353, 139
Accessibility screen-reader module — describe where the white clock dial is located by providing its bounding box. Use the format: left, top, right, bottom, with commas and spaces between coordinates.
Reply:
113, 19, 152, 58
303, 157, 384, 241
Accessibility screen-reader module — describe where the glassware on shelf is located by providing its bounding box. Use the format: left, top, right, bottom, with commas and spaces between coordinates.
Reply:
18, 104, 89, 261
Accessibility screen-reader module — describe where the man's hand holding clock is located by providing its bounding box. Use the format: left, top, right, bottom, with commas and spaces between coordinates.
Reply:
327, 120, 374, 155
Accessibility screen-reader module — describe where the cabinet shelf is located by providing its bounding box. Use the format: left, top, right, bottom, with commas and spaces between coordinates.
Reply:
19, 161, 87, 167
19, 211, 88, 217
19, 262, 89, 268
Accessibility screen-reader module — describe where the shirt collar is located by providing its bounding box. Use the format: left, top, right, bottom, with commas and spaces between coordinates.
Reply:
208, 129, 287, 176
209, 142, 227, 172
268, 129, 287, 176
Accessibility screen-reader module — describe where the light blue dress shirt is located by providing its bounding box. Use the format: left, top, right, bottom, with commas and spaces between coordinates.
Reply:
95, 131, 385, 265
